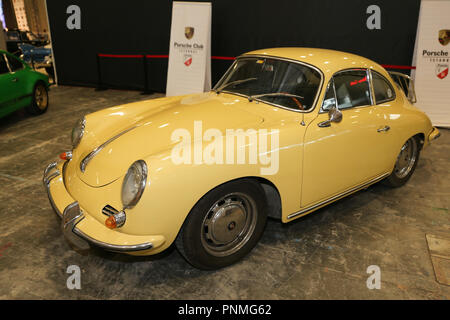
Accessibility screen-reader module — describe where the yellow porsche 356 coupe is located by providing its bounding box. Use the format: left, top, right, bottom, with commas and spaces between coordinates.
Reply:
44, 48, 440, 269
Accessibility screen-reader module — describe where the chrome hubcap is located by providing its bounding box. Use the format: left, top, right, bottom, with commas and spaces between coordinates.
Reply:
201, 193, 257, 257
394, 138, 417, 179
35, 86, 48, 110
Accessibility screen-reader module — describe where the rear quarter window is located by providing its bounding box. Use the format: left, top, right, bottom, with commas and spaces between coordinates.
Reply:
372, 71, 395, 104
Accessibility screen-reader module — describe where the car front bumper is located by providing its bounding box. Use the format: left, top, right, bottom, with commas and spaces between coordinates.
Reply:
43, 161, 165, 254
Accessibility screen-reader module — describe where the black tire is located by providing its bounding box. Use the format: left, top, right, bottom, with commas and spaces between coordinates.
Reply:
26, 82, 49, 115
384, 136, 421, 188
176, 179, 267, 270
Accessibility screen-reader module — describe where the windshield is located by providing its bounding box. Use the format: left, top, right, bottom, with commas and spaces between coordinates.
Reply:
214, 57, 322, 111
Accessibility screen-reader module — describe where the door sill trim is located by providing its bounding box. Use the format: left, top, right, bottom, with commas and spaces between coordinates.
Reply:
287, 172, 390, 220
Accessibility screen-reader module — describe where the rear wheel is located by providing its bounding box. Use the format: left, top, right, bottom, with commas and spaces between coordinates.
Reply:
176, 180, 267, 270
384, 136, 420, 187
26, 82, 49, 115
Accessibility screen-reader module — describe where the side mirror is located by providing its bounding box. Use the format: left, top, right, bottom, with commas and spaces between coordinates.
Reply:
318, 106, 343, 127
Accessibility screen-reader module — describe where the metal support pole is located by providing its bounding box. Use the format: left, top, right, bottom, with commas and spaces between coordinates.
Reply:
141, 55, 152, 95
95, 54, 107, 91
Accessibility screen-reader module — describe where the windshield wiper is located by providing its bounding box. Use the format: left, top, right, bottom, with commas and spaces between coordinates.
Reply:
248, 92, 304, 102
214, 77, 258, 94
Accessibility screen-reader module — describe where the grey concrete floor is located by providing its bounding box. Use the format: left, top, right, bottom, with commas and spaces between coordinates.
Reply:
0, 86, 449, 300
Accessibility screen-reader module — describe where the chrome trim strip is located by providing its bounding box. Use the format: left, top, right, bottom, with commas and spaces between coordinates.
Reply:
287, 173, 390, 220
213, 54, 325, 114
44, 182, 62, 218
80, 125, 139, 172
367, 68, 376, 106
73, 228, 153, 252
72, 117, 86, 149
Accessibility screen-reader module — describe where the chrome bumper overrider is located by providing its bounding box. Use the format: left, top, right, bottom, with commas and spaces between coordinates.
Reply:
43, 161, 62, 217
43, 161, 153, 252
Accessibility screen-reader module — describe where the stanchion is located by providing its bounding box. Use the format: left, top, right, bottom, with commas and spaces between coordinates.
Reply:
141, 55, 152, 95
95, 54, 107, 91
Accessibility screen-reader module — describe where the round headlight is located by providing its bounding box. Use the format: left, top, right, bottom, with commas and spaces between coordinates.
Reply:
121, 160, 148, 209
71, 117, 85, 149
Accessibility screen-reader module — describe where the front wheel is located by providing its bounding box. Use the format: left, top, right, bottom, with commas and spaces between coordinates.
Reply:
384, 136, 420, 187
26, 82, 49, 115
176, 180, 267, 270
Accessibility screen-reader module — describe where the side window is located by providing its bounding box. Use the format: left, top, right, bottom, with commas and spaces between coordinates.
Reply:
372, 71, 395, 104
0, 55, 10, 75
6, 55, 24, 72
333, 70, 372, 110
321, 79, 336, 111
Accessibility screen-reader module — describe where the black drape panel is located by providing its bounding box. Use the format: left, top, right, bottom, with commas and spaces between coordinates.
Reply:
47, 0, 420, 92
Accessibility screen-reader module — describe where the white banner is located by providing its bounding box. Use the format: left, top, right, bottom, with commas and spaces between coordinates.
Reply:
413, 0, 450, 127
166, 1, 211, 96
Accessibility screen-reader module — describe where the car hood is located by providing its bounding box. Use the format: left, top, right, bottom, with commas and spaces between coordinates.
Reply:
74, 92, 265, 187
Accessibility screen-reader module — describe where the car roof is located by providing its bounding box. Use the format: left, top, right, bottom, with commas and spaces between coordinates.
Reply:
242, 47, 388, 77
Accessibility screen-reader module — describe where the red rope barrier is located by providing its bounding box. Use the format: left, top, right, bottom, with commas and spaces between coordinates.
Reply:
381, 64, 416, 70
145, 54, 169, 58
211, 56, 236, 60
98, 54, 144, 58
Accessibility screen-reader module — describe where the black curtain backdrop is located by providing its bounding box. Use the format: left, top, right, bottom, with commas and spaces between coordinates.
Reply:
46, 0, 421, 93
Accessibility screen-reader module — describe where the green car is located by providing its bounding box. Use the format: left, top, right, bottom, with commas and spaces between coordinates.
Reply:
0, 50, 50, 119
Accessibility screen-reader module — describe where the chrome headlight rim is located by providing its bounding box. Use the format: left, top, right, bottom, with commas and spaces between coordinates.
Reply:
71, 117, 86, 149
121, 160, 148, 210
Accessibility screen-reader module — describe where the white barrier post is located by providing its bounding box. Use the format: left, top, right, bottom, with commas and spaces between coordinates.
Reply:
413, 0, 450, 127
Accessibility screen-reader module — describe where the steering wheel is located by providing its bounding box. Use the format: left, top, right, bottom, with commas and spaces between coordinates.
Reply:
281, 92, 304, 110
291, 97, 304, 110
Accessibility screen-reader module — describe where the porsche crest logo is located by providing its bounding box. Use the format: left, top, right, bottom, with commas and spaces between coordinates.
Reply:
438, 29, 450, 46
184, 54, 192, 67
436, 63, 449, 79
185, 27, 194, 40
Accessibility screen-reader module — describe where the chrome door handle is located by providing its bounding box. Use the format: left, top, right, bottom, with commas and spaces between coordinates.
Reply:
377, 126, 390, 132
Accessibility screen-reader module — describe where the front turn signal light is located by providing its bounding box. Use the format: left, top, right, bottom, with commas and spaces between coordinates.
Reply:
105, 216, 117, 229
59, 151, 73, 161
105, 211, 126, 229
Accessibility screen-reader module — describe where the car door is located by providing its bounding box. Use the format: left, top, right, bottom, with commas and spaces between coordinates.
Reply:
0, 53, 28, 117
369, 70, 403, 173
5, 53, 28, 97
301, 69, 389, 208
0, 53, 16, 110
